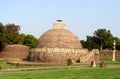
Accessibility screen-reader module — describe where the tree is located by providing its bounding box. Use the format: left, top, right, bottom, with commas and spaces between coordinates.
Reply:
0, 23, 8, 51
113, 37, 120, 50
19, 33, 26, 44
80, 40, 86, 48
20, 34, 38, 48
5, 24, 21, 44
81, 28, 118, 50
84, 36, 93, 50
82, 36, 99, 50
23, 34, 37, 48
93, 29, 113, 50
0, 22, 38, 49
113, 37, 120, 45
67, 58, 73, 66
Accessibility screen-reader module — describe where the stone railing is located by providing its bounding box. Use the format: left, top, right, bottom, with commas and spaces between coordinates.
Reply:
80, 49, 99, 63
53, 23, 66, 29
30, 47, 89, 54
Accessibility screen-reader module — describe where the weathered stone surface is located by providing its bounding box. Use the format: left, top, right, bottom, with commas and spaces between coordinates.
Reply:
36, 29, 82, 49
100, 50, 120, 56
28, 50, 83, 63
27, 48, 99, 63
100, 61, 106, 68
0, 44, 29, 59
27, 21, 99, 63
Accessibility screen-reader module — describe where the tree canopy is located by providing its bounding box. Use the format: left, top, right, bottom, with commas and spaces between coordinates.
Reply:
0, 22, 38, 51
21, 34, 37, 48
81, 28, 120, 50
0, 23, 8, 51
93, 29, 113, 50
5, 24, 21, 44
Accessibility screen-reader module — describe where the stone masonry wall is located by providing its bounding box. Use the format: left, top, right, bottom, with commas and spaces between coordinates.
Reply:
28, 51, 83, 63
0, 44, 29, 59
100, 50, 120, 56
27, 47, 99, 63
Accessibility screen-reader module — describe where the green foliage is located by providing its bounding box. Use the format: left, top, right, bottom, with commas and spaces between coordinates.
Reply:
81, 36, 99, 50
0, 23, 22, 50
100, 56, 120, 62
0, 23, 8, 51
19, 33, 26, 44
81, 28, 120, 50
0, 65, 1, 71
16, 63, 19, 68
5, 23, 21, 44
113, 37, 120, 50
94, 29, 113, 50
113, 37, 120, 45
19, 33, 37, 48
67, 58, 73, 66
80, 40, 86, 48
23, 34, 37, 48
0, 22, 37, 49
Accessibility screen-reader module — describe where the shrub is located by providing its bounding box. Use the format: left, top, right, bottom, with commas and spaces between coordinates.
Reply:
91, 61, 94, 67
67, 58, 73, 66
16, 63, 20, 68
0, 65, 2, 71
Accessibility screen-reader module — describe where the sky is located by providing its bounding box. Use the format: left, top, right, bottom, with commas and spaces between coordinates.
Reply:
0, 0, 120, 40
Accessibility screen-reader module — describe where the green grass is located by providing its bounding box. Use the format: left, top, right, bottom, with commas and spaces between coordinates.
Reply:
0, 68, 120, 79
0, 60, 31, 69
100, 56, 120, 61
0, 60, 15, 69
0, 59, 120, 69
0, 60, 64, 69
0, 58, 120, 79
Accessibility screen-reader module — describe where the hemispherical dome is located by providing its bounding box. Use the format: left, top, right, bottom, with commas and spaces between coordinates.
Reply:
36, 29, 82, 49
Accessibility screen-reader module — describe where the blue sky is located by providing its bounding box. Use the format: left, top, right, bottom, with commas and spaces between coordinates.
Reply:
0, 0, 120, 40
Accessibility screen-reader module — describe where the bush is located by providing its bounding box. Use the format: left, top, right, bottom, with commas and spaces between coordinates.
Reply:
16, 63, 19, 68
0, 65, 2, 71
91, 61, 94, 67
67, 58, 73, 66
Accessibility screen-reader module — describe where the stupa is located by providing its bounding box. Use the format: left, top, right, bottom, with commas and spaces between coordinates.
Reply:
36, 20, 82, 49
27, 20, 99, 63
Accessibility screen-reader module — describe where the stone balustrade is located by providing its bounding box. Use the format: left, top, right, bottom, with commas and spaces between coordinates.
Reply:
80, 49, 99, 62
30, 47, 88, 54
53, 23, 66, 29
29, 48, 99, 63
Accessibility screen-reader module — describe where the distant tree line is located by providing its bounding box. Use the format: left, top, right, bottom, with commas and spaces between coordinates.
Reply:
81, 29, 120, 50
0, 22, 37, 51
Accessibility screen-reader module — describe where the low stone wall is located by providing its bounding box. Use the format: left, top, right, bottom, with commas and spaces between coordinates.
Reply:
0, 44, 29, 59
28, 51, 83, 63
28, 48, 99, 63
100, 50, 120, 56
80, 49, 99, 63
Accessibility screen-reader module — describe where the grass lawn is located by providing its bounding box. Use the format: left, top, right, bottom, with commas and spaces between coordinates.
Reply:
0, 58, 120, 79
0, 68, 120, 79
100, 56, 120, 61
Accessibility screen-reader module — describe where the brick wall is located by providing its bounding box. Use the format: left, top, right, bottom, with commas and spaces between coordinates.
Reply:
0, 44, 29, 59
100, 50, 120, 56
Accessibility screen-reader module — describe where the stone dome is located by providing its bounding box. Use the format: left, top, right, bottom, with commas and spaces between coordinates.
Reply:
36, 21, 82, 49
